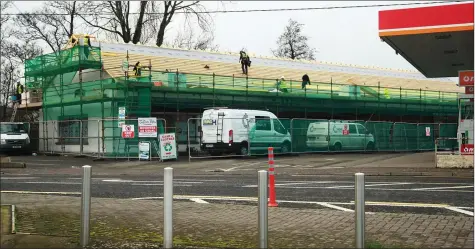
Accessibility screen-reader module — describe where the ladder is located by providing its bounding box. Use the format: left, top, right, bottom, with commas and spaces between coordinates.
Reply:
216, 112, 225, 142
10, 102, 18, 122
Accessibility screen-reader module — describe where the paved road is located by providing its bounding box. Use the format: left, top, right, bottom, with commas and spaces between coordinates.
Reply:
1, 173, 473, 216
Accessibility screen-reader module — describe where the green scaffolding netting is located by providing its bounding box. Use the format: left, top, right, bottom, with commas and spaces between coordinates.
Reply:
26, 46, 462, 157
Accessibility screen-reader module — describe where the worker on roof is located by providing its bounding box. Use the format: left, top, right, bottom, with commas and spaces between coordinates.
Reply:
276, 76, 288, 93
239, 50, 251, 75
384, 88, 390, 99
302, 74, 311, 89
133, 61, 142, 76
78, 34, 92, 60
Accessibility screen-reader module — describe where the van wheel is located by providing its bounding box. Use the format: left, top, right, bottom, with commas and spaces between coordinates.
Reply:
239, 144, 249, 156
334, 143, 342, 151
281, 142, 291, 154
366, 142, 375, 151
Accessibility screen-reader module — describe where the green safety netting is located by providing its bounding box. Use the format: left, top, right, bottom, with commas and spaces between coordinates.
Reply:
26, 46, 461, 157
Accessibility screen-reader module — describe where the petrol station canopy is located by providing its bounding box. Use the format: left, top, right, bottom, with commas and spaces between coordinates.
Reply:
378, 2, 474, 78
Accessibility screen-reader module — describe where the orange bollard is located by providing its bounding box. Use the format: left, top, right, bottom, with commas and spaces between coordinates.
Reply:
268, 147, 278, 207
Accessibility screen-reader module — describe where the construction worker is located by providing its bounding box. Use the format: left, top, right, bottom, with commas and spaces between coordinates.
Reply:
239, 50, 250, 75
15, 82, 24, 105
302, 74, 311, 89
276, 76, 288, 93
133, 61, 142, 76
78, 34, 92, 60
384, 88, 390, 99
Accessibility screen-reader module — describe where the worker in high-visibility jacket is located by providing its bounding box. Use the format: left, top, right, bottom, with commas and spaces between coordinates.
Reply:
384, 88, 390, 99
78, 34, 92, 60
276, 76, 288, 93
14, 82, 24, 105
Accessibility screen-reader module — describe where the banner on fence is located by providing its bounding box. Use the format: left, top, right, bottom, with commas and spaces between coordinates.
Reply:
138, 117, 158, 138
122, 125, 135, 138
461, 144, 474, 155
139, 141, 150, 160
425, 127, 431, 137
159, 133, 177, 160
118, 107, 126, 128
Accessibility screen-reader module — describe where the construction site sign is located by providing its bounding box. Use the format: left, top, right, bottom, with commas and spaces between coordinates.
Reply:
159, 133, 177, 160
139, 141, 151, 160
138, 117, 157, 138
122, 125, 135, 138
118, 107, 126, 128
425, 127, 430, 137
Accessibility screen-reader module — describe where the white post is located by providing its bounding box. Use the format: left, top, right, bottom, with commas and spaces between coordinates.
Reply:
258, 170, 268, 249
163, 167, 173, 248
355, 172, 365, 249
80, 165, 92, 247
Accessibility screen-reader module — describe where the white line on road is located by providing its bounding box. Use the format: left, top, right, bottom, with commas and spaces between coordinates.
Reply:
190, 198, 209, 204
276, 186, 474, 193
131, 184, 193, 186
1, 190, 81, 195
327, 183, 412, 189
20, 182, 81, 185
223, 161, 265, 172
27, 163, 57, 166
0, 177, 38, 180
445, 207, 474, 216
316, 202, 354, 212
412, 185, 474, 191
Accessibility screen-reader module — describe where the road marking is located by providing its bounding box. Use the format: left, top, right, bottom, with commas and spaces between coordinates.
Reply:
276, 186, 474, 193
316, 202, 354, 212
1, 190, 81, 195
131, 184, 193, 187
359, 201, 449, 208
0, 177, 38, 180
20, 182, 81, 185
190, 198, 209, 204
243, 181, 339, 188
223, 161, 265, 172
27, 163, 56, 166
445, 207, 474, 216
327, 183, 412, 189
412, 185, 474, 191
274, 181, 337, 186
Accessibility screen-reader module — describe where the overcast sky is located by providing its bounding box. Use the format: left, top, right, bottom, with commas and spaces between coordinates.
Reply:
6, 1, 459, 75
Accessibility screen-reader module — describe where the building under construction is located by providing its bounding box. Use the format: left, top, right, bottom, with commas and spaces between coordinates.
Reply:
18, 36, 462, 157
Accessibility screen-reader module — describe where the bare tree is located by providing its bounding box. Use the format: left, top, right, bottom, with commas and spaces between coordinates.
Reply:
78, 1, 151, 44
272, 19, 317, 60
147, 1, 213, 47
168, 28, 219, 51
46, 1, 78, 38
14, 1, 78, 53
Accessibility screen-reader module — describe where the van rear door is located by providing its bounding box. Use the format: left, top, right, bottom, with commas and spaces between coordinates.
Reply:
201, 110, 221, 144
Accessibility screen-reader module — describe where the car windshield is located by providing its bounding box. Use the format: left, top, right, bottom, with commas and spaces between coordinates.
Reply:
0, 124, 26, 133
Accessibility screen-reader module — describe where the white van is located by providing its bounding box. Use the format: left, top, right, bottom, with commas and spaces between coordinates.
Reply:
201, 108, 292, 155
0, 122, 32, 155
306, 121, 375, 151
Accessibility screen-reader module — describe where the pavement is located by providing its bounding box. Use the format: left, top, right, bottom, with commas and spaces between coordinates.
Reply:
1, 193, 474, 248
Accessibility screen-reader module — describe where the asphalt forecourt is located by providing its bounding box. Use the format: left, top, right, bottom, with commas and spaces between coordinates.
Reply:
5, 152, 473, 177
1, 173, 473, 216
